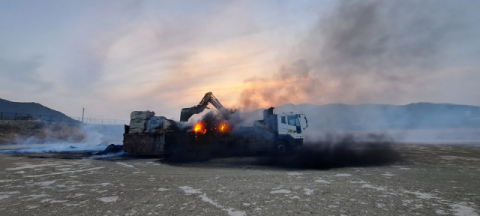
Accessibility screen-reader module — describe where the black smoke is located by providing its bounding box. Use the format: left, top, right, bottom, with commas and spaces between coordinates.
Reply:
256, 134, 401, 169
162, 132, 401, 170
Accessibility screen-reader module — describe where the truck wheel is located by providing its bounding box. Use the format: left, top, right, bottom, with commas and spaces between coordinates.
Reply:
275, 140, 289, 155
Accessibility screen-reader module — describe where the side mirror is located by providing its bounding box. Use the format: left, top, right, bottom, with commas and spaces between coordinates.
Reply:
303, 116, 309, 130
296, 114, 309, 130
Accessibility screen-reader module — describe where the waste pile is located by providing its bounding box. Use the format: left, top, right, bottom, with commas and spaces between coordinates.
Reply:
145, 116, 166, 133
128, 111, 154, 134
128, 111, 169, 134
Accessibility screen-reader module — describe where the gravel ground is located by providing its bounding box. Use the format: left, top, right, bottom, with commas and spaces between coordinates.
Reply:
0, 144, 479, 216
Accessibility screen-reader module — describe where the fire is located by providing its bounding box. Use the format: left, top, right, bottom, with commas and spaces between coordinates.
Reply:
193, 122, 228, 134
194, 123, 201, 132
220, 124, 226, 132
193, 122, 206, 134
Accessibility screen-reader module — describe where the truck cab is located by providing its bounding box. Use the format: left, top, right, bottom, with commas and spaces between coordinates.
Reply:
254, 107, 308, 154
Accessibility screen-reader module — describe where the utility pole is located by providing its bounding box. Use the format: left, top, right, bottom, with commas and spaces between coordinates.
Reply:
82, 108, 84, 123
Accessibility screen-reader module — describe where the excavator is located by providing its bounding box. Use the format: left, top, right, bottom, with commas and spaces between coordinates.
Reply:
180, 92, 235, 122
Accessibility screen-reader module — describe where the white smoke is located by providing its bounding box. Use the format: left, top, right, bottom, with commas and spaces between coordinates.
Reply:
1, 124, 123, 154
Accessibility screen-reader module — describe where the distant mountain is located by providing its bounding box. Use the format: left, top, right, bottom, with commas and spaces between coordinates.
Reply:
0, 98, 76, 122
269, 103, 480, 130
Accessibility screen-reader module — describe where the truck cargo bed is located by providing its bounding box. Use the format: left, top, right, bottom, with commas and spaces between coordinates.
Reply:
123, 133, 165, 156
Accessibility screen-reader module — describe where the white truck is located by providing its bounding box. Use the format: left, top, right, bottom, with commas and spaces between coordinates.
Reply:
241, 107, 308, 154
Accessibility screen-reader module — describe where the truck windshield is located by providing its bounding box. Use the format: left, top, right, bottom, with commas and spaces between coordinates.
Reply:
287, 116, 300, 126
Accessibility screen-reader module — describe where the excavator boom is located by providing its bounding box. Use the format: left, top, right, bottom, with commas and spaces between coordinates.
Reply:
180, 92, 233, 121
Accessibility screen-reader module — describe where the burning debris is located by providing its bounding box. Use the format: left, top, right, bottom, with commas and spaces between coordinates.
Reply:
219, 123, 226, 132
193, 122, 206, 134
123, 92, 308, 157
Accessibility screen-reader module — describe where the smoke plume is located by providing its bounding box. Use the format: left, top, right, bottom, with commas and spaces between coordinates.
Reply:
0, 123, 123, 154
237, 0, 480, 109
239, 60, 319, 110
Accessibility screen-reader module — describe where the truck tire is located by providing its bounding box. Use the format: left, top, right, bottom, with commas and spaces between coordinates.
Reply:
275, 140, 289, 155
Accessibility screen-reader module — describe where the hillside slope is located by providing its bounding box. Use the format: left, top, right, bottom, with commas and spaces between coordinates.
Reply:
247, 103, 480, 130
0, 98, 75, 122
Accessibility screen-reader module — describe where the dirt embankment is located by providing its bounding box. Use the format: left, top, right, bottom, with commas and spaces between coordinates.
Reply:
0, 120, 85, 144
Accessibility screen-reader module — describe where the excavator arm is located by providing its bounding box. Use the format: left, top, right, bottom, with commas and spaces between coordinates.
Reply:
180, 92, 233, 122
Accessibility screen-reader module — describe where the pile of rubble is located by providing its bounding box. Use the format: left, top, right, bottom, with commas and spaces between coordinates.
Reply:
128, 111, 169, 134
94, 144, 124, 155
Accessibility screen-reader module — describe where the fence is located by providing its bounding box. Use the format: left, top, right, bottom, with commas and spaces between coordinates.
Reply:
80, 117, 128, 125
0, 112, 128, 125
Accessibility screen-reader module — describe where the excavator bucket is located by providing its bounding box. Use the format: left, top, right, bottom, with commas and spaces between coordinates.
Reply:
180, 108, 196, 122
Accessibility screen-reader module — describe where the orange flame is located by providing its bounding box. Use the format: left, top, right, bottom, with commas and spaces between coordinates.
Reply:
193, 122, 206, 134
220, 124, 226, 132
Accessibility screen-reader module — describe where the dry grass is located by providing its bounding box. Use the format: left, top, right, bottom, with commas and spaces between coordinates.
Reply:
0, 120, 85, 144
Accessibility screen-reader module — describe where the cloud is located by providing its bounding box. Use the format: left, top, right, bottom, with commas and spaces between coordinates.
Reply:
0, 55, 51, 93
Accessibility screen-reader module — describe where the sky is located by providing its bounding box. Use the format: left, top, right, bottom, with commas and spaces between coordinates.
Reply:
1, 0, 479, 121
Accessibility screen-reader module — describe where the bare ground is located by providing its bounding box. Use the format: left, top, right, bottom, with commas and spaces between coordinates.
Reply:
0, 143, 479, 216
